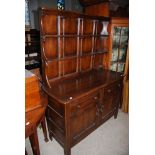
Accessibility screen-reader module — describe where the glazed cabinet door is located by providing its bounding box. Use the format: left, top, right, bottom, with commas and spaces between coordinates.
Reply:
109, 18, 129, 74
70, 92, 100, 145
110, 26, 129, 73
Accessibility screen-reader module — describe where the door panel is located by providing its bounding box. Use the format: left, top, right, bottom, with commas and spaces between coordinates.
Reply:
70, 101, 98, 143
100, 83, 118, 121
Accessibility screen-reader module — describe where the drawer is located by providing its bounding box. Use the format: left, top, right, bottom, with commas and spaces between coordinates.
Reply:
104, 81, 122, 93
104, 83, 117, 94
70, 91, 100, 116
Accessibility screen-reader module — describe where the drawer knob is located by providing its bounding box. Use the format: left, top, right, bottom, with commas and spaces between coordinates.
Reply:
96, 111, 99, 116
118, 84, 121, 87
107, 89, 111, 93
77, 105, 81, 109
26, 122, 30, 126
100, 105, 104, 113
69, 97, 73, 100
96, 105, 99, 116
94, 96, 98, 100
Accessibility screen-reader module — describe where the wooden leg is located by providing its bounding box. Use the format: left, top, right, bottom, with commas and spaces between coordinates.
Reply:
64, 147, 71, 155
114, 109, 118, 119
29, 127, 40, 155
119, 100, 122, 109
41, 116, 49, 142
119, 86, 123, 109
49, 132, 53, 141
25, 148, 28, 155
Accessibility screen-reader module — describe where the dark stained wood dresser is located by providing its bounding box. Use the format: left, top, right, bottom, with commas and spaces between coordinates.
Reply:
39, 8, 123, 155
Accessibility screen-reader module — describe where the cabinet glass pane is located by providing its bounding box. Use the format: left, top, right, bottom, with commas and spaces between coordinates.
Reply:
117, 63, 125, 72
110, 62, 117, 71
120, 27, 129, 45
113, 27, 121, 35
119, 47, 127, 62
112, 47, 118, 61
121, 27, 129, 36
120, 35, 128, 45
110, 25, 128, 73
113, 35, 120, 45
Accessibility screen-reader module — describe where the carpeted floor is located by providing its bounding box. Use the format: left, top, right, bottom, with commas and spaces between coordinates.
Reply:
26, 110, 129, 155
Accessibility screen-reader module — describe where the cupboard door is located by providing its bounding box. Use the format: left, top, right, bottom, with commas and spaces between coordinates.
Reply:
70, 99, 99, 144
110, 26, 129, 73
100, 84, 117, 121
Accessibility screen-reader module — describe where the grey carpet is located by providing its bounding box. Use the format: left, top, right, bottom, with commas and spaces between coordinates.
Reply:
25, 110, 129, 155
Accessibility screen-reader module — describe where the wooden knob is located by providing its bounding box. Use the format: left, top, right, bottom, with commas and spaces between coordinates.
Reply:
107, 89, 111, 93
96, 112, 99, 116
77, 105, 81, 109
96, 105, 99, 116
94, 96, 98, 100
100, 105, 104, 113
26, 122, 30, 126
69, 97, 73, 100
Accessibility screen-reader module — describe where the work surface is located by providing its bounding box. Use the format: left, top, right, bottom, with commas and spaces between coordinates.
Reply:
43, 69, 123, 103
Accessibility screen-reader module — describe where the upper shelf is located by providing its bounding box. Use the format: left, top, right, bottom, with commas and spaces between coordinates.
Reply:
40, 8, 110, 86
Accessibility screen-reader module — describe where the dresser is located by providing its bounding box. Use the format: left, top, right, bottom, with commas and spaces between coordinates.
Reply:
39, 8, 123, 155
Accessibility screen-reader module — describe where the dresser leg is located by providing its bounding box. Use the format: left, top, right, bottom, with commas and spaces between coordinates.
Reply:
41, 116, 49, 142
114, 109, 118, 119
49, 132, 53, 141
64, 147, 71, 155
25, 149, 28, 155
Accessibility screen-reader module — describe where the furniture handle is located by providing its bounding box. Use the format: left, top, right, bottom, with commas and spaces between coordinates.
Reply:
77, 105, 81, 109
93, 96, 98, 100
26, 122, 30, 126
100, 105, 104, 113
118, 84, 121, 87
96, 105, 99, 116
107, 89, 111, 93
96, 112, 99, 116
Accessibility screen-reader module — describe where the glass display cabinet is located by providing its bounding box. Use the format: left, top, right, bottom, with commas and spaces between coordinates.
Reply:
109, 18, 129, 73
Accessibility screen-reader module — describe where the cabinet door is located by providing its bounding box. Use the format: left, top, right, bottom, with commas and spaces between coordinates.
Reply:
110, 26, 129, 73
100, 83, 118, 121
70, 93, 99, 144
